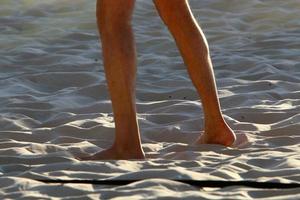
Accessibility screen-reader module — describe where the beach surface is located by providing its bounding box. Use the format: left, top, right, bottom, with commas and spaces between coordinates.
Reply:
0, 0, 300, 199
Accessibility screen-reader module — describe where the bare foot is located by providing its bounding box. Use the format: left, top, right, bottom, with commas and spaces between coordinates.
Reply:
196, 122, 236, 146
77, 146, 145, 160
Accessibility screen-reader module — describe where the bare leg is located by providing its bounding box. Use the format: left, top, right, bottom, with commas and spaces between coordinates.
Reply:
81, 0, 145, 160
153, 0, 236, 146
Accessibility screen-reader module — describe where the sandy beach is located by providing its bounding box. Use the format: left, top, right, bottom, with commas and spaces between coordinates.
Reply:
0, 0, 300, 199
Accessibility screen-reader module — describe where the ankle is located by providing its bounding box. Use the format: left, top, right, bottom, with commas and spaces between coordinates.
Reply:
112, 141, 143, 154
204, 115, 227, 129
110, 144, 145, 159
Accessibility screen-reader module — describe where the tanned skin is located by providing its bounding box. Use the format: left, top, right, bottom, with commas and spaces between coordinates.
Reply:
80, 0, 236, 160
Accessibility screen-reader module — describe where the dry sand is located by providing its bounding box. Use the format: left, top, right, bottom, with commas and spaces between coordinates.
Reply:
0, 0, 300, 199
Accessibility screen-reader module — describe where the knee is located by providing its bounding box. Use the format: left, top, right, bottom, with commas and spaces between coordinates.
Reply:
96, 0, 135, 30
153, 0, 188, 26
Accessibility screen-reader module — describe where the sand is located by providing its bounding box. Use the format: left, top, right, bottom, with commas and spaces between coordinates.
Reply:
0, 0, 299, 199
